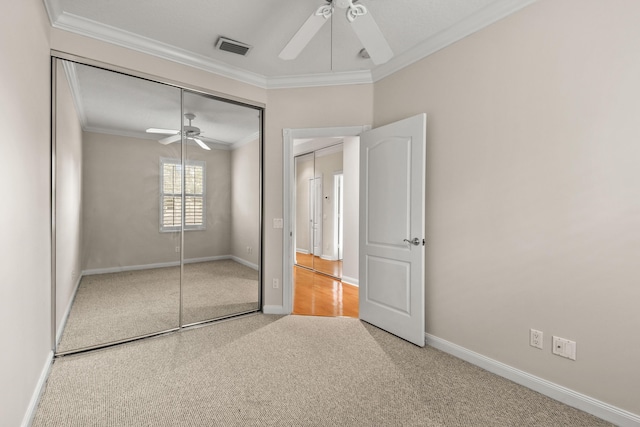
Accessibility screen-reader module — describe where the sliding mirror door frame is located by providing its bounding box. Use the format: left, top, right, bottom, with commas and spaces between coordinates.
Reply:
51, 52, 264, 355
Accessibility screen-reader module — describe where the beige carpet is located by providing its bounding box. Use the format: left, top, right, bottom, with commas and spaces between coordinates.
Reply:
37, 315, 611, 426
57, 260, 259, 352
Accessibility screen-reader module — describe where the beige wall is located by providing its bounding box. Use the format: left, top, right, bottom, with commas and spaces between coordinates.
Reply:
295, 154, 314, 253
82, 132, 233, 270
55, 61, 84, 333
374, 0, 640, 414
264, 85, 373, 306
342, 136, 360, 285
231, 139, 260, 267
0, 0, 52, 425
315, 150, 343, 260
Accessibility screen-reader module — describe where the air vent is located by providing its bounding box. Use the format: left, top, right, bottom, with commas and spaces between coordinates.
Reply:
215, 37, 252, 56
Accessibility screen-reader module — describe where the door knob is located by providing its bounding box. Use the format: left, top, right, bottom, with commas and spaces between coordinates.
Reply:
403, 238, 420, 246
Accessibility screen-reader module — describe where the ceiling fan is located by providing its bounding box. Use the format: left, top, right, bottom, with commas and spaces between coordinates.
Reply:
279, 0, 393, 65
146, 113, 211, 150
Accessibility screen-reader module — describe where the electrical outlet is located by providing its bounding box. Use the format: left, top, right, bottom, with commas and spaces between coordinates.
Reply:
247, 246, 251, 254
272, 278, 279, 289
175, 246, 180, 253
552, 336, 576, 360
530, 329, 543, 349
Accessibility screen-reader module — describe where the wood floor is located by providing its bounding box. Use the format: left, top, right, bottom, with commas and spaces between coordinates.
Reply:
295, 252, 343, 278
292, 266, 358, 318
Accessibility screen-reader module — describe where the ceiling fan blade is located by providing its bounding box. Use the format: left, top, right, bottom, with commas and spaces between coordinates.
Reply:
159, 134, 182, 145
279, 4, 332, 60
190, 137, 211, 151
349, 9, 393, 65
146, 128, 179, 135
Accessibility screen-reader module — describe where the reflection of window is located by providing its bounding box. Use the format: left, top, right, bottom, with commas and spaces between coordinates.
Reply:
160, 158, 205, 232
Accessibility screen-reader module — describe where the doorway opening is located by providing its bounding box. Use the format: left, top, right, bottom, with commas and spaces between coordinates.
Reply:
283, 126, 369, 317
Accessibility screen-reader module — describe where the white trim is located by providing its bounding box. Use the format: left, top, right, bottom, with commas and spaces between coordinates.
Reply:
52, 12, 269, 89
42, 0, 62, 24
231, 131, 259, 150
426, 333, 640, 427
341, 276, 359, 287
82, 255, 231, 276
295, 248, 310, 255
372, 0, 537, 82
262, 305, 287, 315
229, 255, 259, 271
20, 351, 54, 427
266, 70, 372, 89
56, 274, 82, 345
60, 61, 88, 128
45, 0, 535, 89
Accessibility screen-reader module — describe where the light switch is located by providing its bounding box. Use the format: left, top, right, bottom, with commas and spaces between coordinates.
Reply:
273, 218, 284, 229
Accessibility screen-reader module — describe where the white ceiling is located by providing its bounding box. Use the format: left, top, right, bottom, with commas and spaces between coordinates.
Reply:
62, 61, 261, 147
45, 0, 536, 89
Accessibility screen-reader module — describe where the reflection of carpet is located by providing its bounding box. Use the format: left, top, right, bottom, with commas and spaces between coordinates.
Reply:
57, 259, 259, 353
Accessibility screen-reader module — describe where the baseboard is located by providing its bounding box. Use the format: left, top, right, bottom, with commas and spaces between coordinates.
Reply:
263, 305, 287, 315
295, 248, 309, 255
21, 350, 53, 427
341, 276, 359, 287
320, 255, 337, 261
229, 256, 259, 271
426, 333, 640, 427
56, 274, 82, 345
82, 255, 232, 275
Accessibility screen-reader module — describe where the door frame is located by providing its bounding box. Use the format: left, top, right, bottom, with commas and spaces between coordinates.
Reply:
282, 125, 370, 314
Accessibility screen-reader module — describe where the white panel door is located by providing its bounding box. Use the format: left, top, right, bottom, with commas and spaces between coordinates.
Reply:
359, 114, 426, 346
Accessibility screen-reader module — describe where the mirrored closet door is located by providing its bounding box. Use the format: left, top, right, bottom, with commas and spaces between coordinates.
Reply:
294, 144, 344, 279
53, 57, 262, 355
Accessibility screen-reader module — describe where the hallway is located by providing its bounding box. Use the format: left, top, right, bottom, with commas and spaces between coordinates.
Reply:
292, 266, 358, 318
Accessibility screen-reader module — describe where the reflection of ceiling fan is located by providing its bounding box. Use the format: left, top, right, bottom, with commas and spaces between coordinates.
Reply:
146, 113, 211, 150
279, 0, 393, 65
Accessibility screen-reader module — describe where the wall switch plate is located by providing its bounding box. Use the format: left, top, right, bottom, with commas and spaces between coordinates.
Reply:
273, 218, 283, 229
530, 329, 543, 349
272, 278, 279, 289
552, 336, 576, 360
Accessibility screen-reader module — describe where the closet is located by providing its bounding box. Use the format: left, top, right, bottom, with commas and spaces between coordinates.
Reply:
52, 55, 262, 355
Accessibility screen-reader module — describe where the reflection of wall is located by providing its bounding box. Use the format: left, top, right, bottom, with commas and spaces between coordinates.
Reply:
231, 139, 260, 268
56, 62, 83, 334
295, 155, 314, 253
342, 137, 359, 285
315, 150, 342, 260
82, 132, 231, 271
183, 145, 232, 262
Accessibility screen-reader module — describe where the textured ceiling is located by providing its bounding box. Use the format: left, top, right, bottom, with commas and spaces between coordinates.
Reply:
46, 0, 536, 88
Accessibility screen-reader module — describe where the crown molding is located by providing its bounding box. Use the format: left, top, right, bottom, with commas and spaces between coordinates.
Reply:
45, 0, 537, 89
42, 0, 62, 24
60, 60, 88, 128
372, 0, 538, 82
265, 70, 373, 89
52, 11, 269, 89
231, 131, 260, 150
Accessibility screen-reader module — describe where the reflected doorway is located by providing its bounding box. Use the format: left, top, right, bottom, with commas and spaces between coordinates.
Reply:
292, 141, 357, 318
